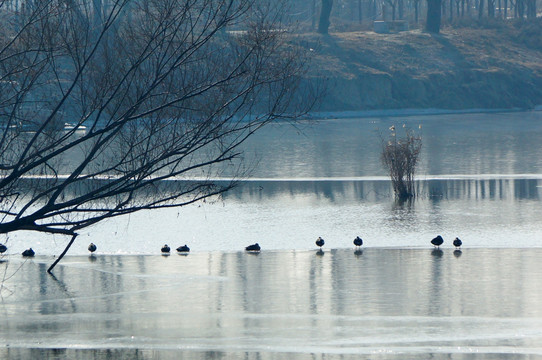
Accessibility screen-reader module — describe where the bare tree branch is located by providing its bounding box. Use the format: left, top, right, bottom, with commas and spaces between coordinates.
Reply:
0, 0, 314, 272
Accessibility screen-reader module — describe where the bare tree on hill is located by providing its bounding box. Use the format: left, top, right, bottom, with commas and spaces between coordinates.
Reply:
425, 0, 442, 32
317, 0, 334, 34
0, 0, 314, 272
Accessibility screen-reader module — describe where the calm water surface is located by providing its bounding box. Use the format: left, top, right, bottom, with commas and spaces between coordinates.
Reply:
1, 249, 542, 359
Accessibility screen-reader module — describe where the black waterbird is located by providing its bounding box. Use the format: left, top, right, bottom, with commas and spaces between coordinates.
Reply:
245, 243, 261, 252
315, 237, 325, 249
176, 245, 190, 253
353, 236, 363, 248
453, 237, 462, 248
88, 243, 97, 253
22, 248, 35, 257
431, 235, 444, 248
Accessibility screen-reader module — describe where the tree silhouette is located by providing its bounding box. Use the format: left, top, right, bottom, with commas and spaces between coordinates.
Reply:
426, 0, 442, 33
318, 0, 334, 34
0, 0, 313, 272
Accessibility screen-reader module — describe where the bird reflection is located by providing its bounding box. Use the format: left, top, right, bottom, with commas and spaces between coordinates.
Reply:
354, 249, 363, 256
431, 248, 443, 257
316, 249, 324, 256
454, 249, 463, 258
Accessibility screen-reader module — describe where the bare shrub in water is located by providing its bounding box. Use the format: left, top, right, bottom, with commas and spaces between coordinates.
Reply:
381, 125, 422, 200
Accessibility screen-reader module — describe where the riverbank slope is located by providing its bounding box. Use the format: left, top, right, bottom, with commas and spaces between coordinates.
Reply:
302, 20, 542, 112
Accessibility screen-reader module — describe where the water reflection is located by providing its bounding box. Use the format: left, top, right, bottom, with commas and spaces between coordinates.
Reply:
1, 249, 542, 359
223, 178, 542, 203
424, 178, 542, 201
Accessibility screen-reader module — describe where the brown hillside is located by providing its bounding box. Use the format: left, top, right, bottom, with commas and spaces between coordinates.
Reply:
300, 20, 542, 111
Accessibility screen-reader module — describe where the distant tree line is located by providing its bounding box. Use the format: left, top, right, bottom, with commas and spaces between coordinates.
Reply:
281, 0, 539, 33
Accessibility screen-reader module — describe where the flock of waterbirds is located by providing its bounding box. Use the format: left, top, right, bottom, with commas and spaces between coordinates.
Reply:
0, 235, 462, 257
159, 235, 460, 255
161, 244, 191, 254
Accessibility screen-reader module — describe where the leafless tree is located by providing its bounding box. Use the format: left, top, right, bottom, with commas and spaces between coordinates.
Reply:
318, 0, 334, 34
426, 0, 442, 32
0, 0, 314, 272
384, 0, 399, 19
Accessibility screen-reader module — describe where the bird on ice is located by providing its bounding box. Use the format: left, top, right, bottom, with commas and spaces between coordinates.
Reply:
431, 235, 444, 248
176, 245, 190, 253
88, 243, 97, 253
245, 243, 261, 252
22, 248, 35, 257
353, 236, 363, 248
315, 237, 325, 249
453, 237, 462, 248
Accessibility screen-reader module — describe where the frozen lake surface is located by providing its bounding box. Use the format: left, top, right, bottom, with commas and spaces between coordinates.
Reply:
1, 110, 542, 358
1, 249, 542, 359
3, 110, 542, 255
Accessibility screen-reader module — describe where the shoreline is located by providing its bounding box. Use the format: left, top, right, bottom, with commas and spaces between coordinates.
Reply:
213, 173, 542, 181
5, 246, 542, 260
303, 105, 542, 120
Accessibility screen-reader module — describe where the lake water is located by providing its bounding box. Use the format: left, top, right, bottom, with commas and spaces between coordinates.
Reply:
2, 110, 542, 359
5, 110, 542, 255
2, 249, 542, 359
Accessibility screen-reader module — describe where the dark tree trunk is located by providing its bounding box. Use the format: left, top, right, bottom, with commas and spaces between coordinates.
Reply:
399, 0, 404, 18
488, 0, 495, 16
317, 0, 333, 34
415, 0, 420, 22
358, 0, 363, 23
516, 0, 525, 18
526, 0, 536, 18
426, 0, 442, 33
456, 0, 460, 17
312, 0, 317, 30
478, 0, 484, 18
